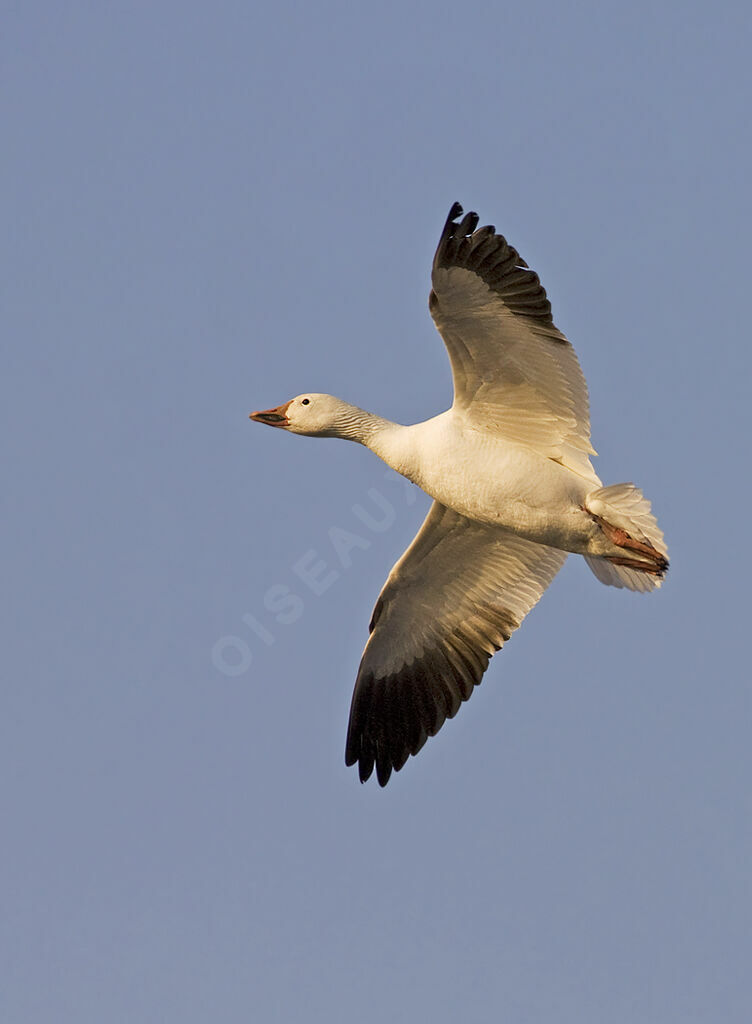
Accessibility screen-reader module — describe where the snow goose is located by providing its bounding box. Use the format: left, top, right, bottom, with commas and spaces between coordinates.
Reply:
251, 202, 668, 786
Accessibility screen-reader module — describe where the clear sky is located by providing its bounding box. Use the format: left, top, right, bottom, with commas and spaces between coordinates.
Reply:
3, 2, 751, 1021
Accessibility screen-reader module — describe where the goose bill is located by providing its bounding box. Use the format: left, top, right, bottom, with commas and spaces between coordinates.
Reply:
249, 401, 291, 427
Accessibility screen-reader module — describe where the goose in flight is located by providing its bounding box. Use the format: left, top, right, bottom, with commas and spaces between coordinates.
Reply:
250, 202, 668, 786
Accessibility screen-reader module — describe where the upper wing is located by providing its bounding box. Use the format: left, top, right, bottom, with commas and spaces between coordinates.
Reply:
345, 502, 567, 786
430, 202, 598, 481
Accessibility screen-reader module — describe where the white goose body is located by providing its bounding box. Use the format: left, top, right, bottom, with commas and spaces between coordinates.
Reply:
363, 410, 604, 553
251, 203, 669, 786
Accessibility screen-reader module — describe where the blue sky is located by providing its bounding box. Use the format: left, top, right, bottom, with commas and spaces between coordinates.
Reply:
3, 2, 751, 1021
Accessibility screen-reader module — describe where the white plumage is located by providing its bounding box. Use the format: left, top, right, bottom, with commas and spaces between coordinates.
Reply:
251, 202, 668, 786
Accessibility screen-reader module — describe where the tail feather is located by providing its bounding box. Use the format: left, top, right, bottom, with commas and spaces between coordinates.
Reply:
584, 483, 668, 592
584, 553, 662, 592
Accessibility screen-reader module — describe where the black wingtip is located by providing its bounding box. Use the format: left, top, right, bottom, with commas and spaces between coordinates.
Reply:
434, 202, 467, 269
457, 210, 479, 237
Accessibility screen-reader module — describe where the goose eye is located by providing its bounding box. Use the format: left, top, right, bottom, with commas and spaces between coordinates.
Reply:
301, 398, 310, 405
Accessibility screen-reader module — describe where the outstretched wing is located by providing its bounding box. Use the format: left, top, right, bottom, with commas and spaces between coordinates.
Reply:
345, 502, 567, 785
430, 202, 598, 482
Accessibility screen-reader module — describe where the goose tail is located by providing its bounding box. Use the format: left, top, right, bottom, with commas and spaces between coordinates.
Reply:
584, 483, 668, 592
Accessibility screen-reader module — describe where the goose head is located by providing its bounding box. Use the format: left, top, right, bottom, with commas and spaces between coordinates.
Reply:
250, 393, 360, 438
